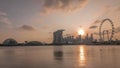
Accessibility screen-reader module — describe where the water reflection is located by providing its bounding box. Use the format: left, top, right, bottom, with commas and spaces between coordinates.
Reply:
53, 46, 63, 61
0, 46, 120, 68
78, 46, 86, 67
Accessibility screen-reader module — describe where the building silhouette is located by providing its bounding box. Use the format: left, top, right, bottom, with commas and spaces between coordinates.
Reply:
62, 33, 94, 45
3, 38, 18, 45
25, 41, 43, 45
53, 29, 65, 44
63, 35, 75, 44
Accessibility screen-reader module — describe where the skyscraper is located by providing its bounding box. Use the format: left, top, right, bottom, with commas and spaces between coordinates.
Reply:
53, 29, 65, 44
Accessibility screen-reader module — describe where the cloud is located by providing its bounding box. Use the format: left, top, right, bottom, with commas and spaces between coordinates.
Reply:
89, 25, 98, 29
40, 0, 88, 14
0, 11, 7, 16
0, 11, 12, 29
89, 20, 101, 29
93, 20, 101, 24
0, 11, 11, 24
18, 25, 36, 31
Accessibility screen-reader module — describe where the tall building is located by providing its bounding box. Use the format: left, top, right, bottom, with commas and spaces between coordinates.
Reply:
53, 29, 65, 44
90, 33, 94, 42
63, 35, 75, 44
85, 33, 89, 44
76, 35, 82, 44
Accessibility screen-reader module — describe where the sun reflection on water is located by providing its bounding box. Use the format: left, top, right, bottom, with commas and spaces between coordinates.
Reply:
78, 46, 86, 67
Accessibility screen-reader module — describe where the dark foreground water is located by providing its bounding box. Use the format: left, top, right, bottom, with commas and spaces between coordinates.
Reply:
0, 45, 120, 68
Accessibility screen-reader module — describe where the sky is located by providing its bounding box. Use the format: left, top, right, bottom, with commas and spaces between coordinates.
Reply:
0, 0, 120, 43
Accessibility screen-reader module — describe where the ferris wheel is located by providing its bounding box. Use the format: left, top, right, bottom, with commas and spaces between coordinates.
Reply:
99, 18, 115, 42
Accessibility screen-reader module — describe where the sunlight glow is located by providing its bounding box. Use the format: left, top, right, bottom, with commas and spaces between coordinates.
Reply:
78, 29, 85, 35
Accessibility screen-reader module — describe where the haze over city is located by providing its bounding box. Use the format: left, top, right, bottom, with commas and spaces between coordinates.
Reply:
0, 0, 120, 43
0, 1, 120, 68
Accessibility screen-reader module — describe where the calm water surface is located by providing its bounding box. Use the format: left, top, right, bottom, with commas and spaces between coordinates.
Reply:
0, 45, 120, 68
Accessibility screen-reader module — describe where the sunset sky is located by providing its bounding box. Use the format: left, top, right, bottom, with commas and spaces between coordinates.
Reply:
0, 0, 120, 43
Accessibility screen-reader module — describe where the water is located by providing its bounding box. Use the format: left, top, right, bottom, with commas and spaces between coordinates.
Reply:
0, 45, 120, 68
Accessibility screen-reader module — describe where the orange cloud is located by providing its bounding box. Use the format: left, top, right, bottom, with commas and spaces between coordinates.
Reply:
40, 0, 89, 14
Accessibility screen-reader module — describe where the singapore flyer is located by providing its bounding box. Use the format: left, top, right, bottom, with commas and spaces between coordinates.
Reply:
99, 18, 115, 42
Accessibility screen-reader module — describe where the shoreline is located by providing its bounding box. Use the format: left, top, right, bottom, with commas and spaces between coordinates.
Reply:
0, 44, 120, 47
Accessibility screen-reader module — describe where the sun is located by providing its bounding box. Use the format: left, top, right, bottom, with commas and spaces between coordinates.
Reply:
78, 29, 85, 35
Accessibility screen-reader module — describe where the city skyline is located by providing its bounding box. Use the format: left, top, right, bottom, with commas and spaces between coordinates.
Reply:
53, 29, 95, 45
0, 0, 120, 43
